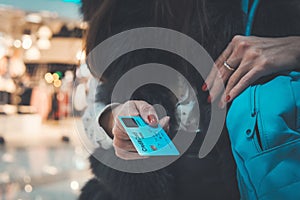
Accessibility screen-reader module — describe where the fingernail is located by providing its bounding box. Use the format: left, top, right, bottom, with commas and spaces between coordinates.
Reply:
147, 115, 157, 124
202, 83, 207, 91
207, 95, 212, 103
225, 95, 231, 102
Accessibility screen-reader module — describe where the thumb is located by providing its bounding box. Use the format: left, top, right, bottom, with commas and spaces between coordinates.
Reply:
159, 116, 170, 133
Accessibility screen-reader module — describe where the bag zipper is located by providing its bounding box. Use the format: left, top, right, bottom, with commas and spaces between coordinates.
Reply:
251, 85, 263, 152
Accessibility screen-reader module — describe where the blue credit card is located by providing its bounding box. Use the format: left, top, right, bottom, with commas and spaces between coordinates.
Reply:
118, 116, 180, 156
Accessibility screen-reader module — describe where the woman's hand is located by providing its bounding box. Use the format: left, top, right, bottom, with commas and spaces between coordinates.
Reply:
102, 100, 170, 160
203, 35, 300, 108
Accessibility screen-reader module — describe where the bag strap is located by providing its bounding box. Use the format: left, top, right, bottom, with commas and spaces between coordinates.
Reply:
242, 0, 261, 36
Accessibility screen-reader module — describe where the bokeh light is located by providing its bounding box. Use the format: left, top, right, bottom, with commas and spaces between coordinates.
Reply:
53, 79, 62, 88
44, 73, 54, 83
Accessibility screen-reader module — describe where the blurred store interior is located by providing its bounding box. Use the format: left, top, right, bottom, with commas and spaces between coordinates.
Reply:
0, 1, 93, 199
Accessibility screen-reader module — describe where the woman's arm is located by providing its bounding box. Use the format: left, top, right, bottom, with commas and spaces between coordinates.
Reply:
82, 78, 115, 149
83, 78, 170, 160
203, 35, 300, 107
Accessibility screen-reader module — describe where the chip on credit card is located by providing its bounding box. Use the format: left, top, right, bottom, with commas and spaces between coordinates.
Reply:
118, 116, 180, 156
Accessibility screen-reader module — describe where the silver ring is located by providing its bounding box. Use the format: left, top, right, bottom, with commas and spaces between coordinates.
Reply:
223, 61, 235, 71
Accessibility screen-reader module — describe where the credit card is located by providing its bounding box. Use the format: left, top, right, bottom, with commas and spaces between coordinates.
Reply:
118, 116, 180, 156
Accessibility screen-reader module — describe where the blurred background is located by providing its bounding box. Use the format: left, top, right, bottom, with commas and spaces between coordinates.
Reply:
0, 1, 93, 199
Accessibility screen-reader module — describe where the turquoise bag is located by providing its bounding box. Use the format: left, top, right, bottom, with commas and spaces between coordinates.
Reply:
227, 71, 300, 199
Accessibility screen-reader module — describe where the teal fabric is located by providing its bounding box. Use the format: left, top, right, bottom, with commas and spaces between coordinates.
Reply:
245, 0, 260, 36
242, 0, 249, 15
227, 71, 300, 199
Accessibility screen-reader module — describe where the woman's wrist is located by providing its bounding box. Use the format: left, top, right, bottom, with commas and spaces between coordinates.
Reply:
99, 107, 116, 139
294, 37, 300, 68
287, 36, 300, 68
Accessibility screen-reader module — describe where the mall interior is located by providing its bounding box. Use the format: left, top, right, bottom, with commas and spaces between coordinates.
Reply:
0, 1, 92, 199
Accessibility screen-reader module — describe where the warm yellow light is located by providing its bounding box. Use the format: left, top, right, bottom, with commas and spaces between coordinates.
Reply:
53, 80, 62, 88
44, 73, 54, 83
53, 73, 59, 81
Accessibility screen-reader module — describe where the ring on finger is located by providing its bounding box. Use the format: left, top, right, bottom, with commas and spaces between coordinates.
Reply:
223, 61, 236, 72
